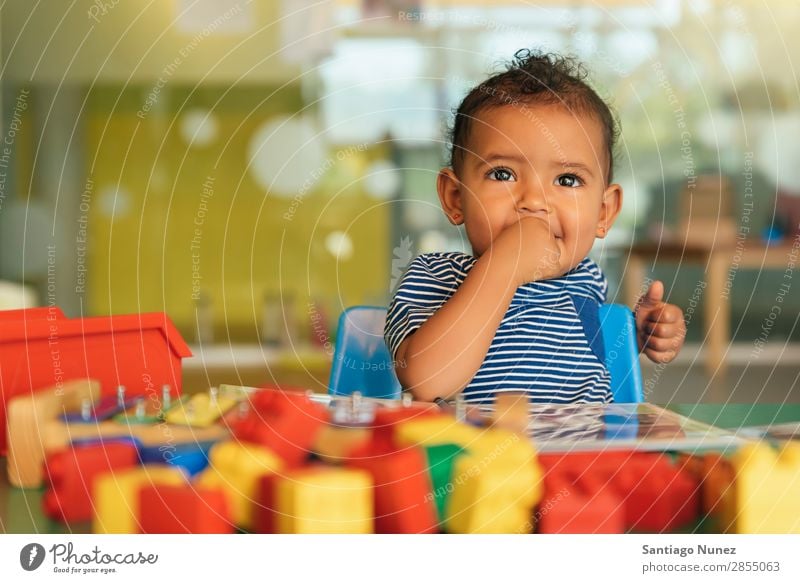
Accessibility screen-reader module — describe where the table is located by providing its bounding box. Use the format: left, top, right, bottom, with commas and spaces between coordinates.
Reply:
2, 402, 798, 534
623, 241, 798, 378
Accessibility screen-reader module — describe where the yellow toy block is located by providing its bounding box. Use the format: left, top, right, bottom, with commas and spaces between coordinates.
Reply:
274, 467, 373, 534
727, 442, 800, 533
395, 416, 533, 461
445, 430, 542, 534
394, 415, 481, 449
196, 440, 283, 530
92, 465, 186, 533
165, 389, 238, 427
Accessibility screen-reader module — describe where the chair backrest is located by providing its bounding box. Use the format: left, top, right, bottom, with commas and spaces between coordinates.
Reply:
329, 304, 643, 403
328, 306, 402, 399
598, 304, 644, 403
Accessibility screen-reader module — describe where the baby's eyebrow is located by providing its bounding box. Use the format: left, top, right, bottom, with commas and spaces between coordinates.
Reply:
557, 161, 596, 179
475, 153, 527, 168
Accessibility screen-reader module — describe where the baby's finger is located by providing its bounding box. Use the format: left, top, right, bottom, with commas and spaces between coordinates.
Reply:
645, 305, 681, 324
643, 322, 677, 339
643, 335, 681, 353
645, 346, 676, 364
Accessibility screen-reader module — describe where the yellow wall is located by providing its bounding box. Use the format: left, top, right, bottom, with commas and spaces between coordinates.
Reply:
86, 85, 390, 342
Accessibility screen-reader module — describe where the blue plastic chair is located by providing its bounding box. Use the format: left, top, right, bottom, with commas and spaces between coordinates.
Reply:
598, 304, 644, 403
328, 306, 403, 400
329, 304, 643, 403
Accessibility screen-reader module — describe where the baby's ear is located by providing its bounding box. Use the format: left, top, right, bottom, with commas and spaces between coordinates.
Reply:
596, 183, 623, 238
437, 168, 464, 226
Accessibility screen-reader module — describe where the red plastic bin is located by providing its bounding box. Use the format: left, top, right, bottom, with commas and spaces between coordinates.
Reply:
0, 307, 192, 453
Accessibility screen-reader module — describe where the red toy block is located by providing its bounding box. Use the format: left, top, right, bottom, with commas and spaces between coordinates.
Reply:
231, 388, 329, 466
0, 307, 191, 454
537, 474, 625, 534
138, 484, 233, 534
347, 441, 438, 534
539, 450, 701, 533
42, 441, 139, 523
253, 473, 279, 534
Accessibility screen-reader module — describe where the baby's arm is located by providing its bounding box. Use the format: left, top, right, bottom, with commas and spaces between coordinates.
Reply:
395, 216, 564, 401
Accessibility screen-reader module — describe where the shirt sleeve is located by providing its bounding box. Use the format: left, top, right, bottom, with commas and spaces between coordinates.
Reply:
384, 254, 460, 360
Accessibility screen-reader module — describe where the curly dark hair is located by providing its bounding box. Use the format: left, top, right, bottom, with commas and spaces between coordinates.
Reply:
448, 48, 619, 183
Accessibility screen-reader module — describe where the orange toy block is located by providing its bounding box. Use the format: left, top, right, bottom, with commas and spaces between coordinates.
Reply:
43, 441, 139, 523
6, 379, 100, 488
93, 465, 187, 533
699, 453, 736, 525
231, 388, 329, 467
139, 484, 233, 534
196, 440, 283, 530
272, 466, 373, 534
312, 425, 372, 464
491, 391, 530, 434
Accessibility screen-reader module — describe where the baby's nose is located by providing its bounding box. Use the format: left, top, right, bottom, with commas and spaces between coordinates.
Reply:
517, 185, 550, 216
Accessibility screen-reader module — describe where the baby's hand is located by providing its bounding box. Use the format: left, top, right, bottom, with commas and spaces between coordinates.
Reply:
490, 216, 565, 286
635, 280, 686, 363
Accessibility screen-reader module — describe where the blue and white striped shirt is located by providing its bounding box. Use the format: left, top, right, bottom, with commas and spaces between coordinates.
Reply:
385, 252, 612, 405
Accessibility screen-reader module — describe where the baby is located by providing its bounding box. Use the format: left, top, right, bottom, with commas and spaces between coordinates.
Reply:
385, 49, 685, 405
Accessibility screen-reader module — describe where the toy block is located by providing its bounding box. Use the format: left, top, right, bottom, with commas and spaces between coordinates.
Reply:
615, 460, 700, 532
539, 451, 701, 533
726, 442, 800, 533
165, 388, 238, 428
445, 430, 542, 534
138, 439, 216, 477
371, 402, 441, 427
42, 441, 139, 523
253, 473, 280, 533
0, 307, 190, 454
394, 415, 480, 450
92, 465, 187, 533
347, 441, 438, 533
272, 466, 373, 534
537, 474, 625, 534
138, 483, 233, 534
445, 451, 542, 533
196, 440, 284, 530
699, 452, 736, 527
424, 443, 466, 524
114, 387, 186, 424
6, 379, 100, 488
368, 403, 444, 449
312, 425, 371, 464
231, 388, 329, 467
491, 391, 530, 434
62, 385, 141, 423
16, 418, 227, 489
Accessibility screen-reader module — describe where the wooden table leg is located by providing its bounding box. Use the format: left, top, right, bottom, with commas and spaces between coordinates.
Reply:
705, 251, 731, 381
624, 253, 647, 308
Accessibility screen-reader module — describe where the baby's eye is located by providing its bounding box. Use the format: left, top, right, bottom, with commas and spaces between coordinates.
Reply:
487, 167, 516, 182
555, 173, 583, 188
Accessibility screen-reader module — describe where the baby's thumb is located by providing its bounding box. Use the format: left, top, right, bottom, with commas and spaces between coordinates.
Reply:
642, 280, 665, 305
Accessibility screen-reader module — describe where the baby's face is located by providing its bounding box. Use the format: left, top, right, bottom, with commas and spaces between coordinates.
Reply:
445, 103, 620, 269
